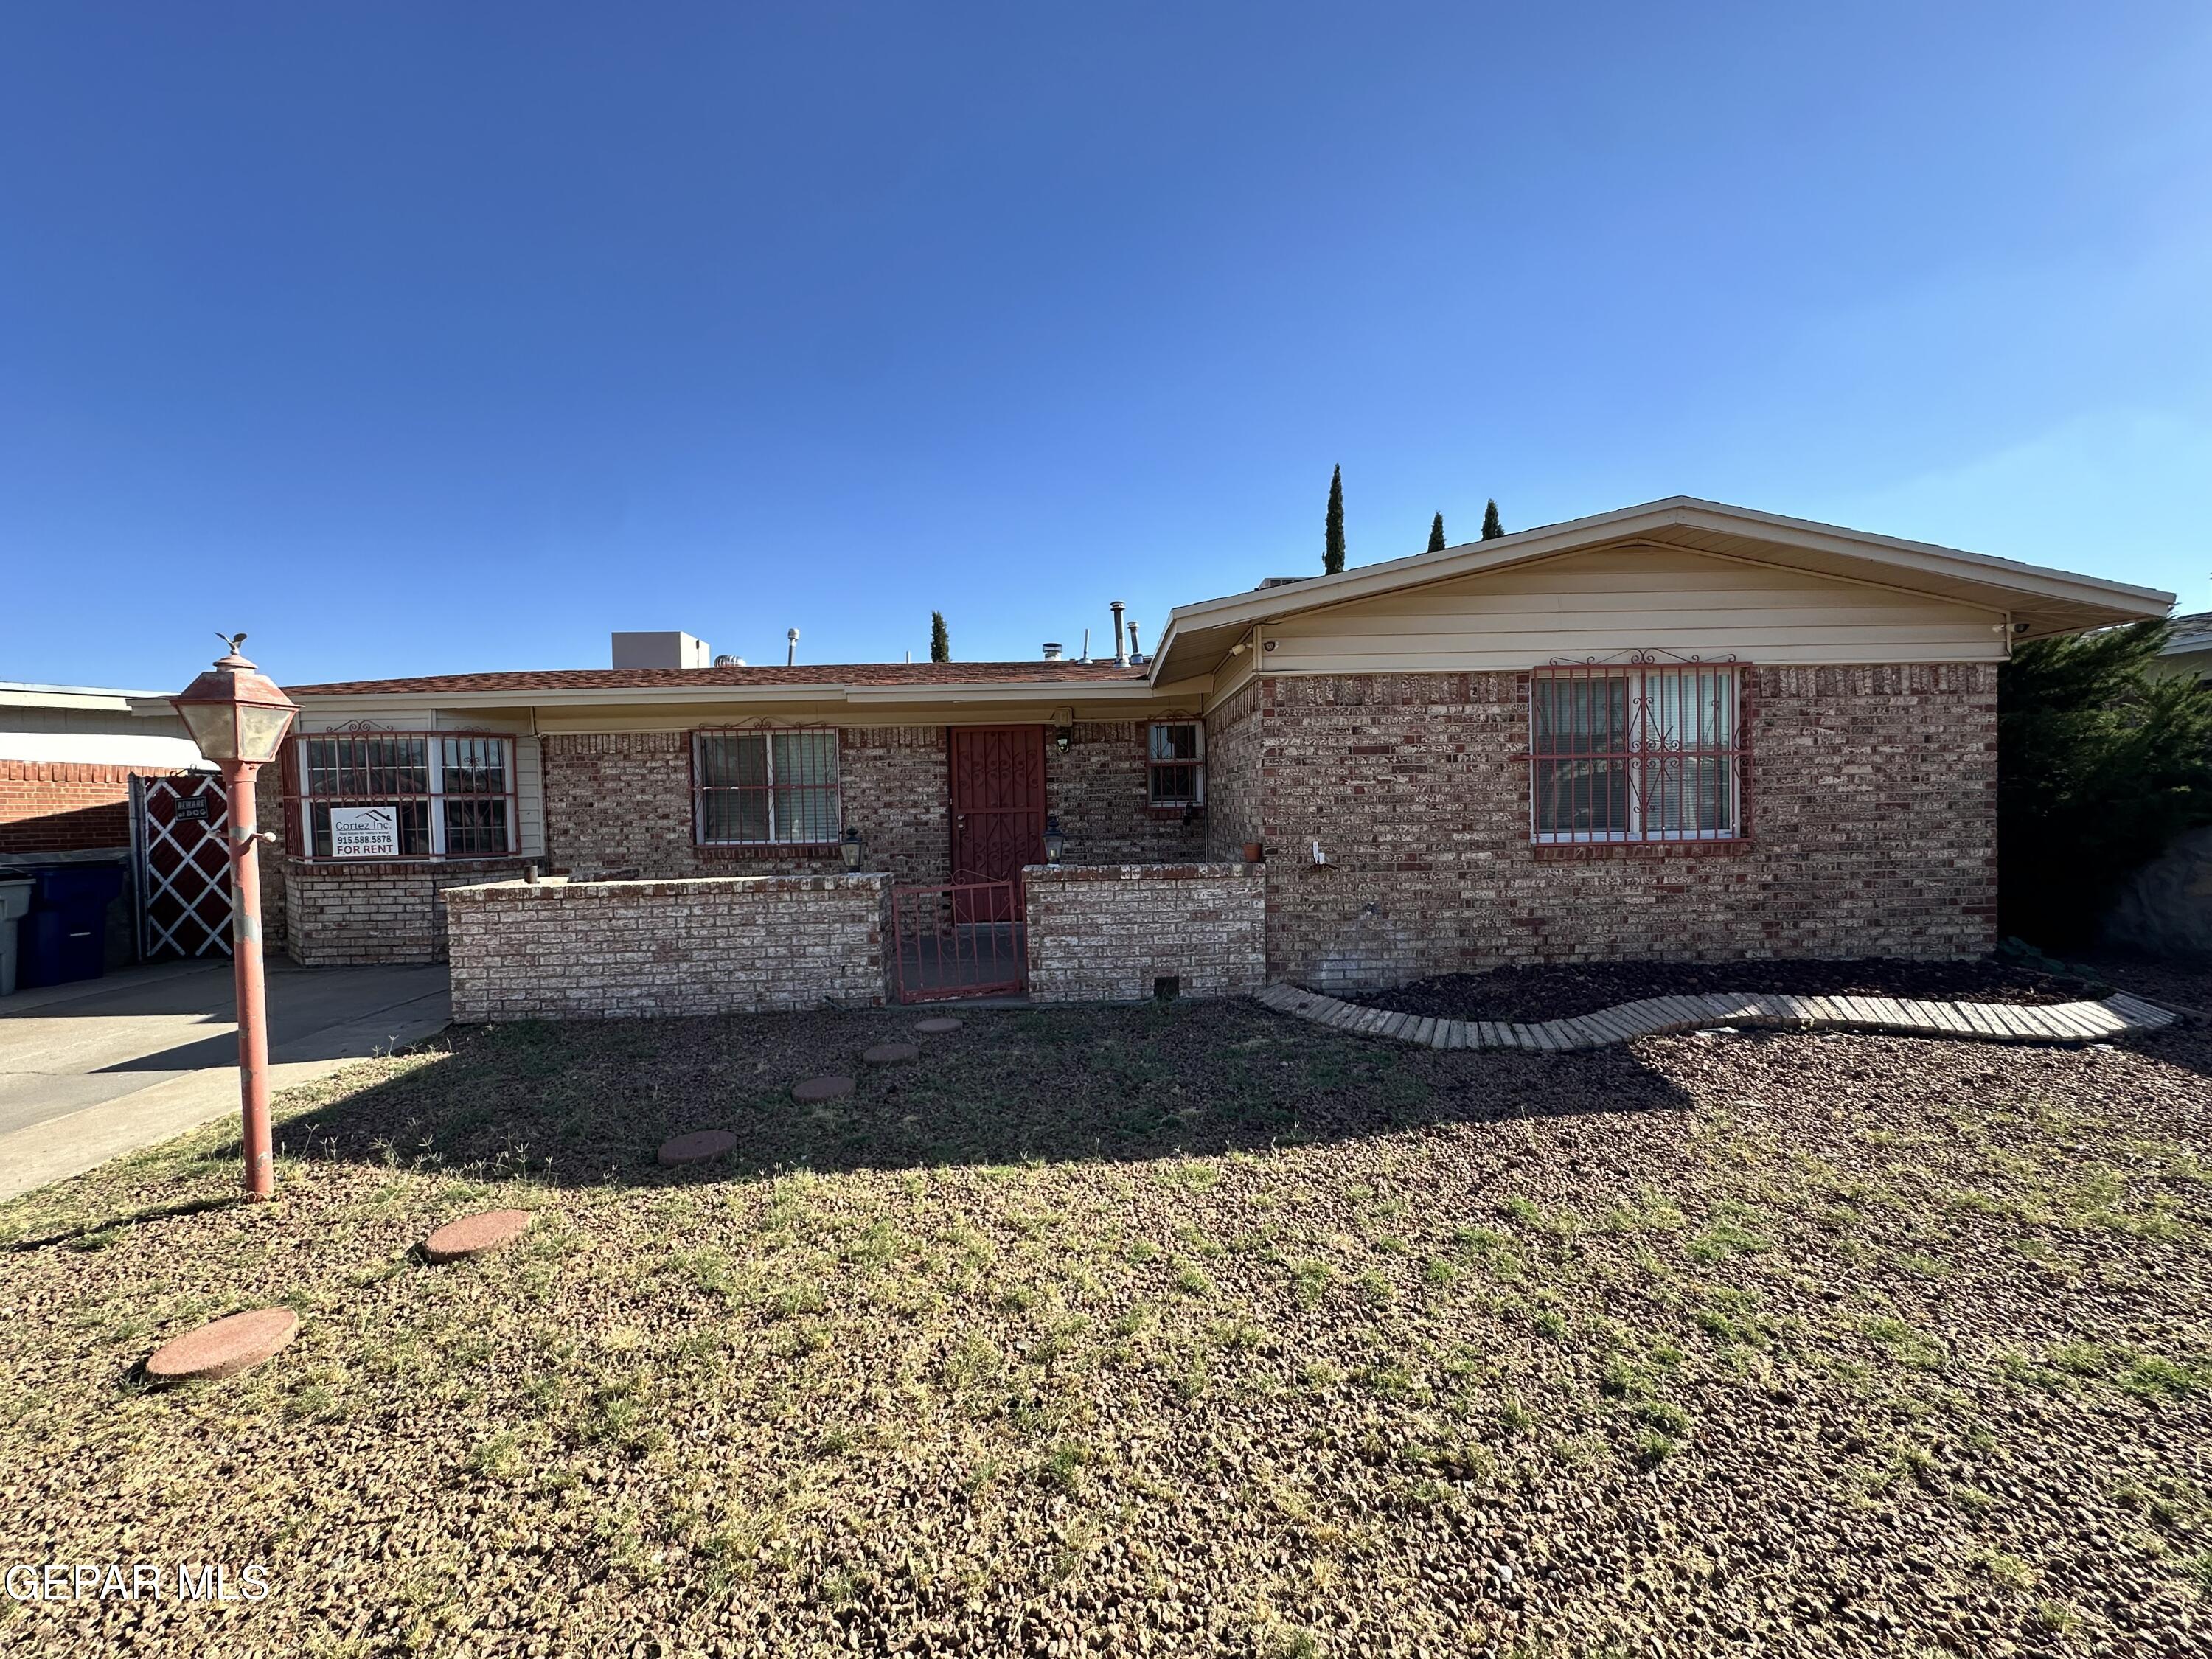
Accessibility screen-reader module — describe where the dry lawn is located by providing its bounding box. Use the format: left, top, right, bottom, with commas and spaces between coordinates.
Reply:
3, 996, 2211, 1657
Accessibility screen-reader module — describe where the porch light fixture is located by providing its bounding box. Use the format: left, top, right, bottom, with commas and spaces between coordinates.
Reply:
170, 633, 300, 766
1054, 725, 1072, 754
169, 633, 300, 1202
840, 827, 863, 871
1043, 815, 1065, 864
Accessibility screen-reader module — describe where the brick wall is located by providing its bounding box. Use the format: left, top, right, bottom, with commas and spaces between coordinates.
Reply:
254, 760, 287, 958
540, 727, 953, 885
1248, 666, 1998, 989
445, 873, 889, 1021
1201, 680, 1265, 861
0, 761, 175, 853
282, 858, 533, 966
1025, 862, 1266, 1003
1045, 721, 1207, 866
542, 723, 1197, 884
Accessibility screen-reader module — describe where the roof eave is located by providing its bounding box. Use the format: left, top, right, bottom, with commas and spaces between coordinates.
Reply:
1149, 496, 2174, 680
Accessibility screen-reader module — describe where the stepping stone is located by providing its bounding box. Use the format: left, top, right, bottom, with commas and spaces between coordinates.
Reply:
422, 1208, 533, 1264
658, 1129, 737, 1166
915, 1017, 963, 1034
863, 1042, 919, 1065
145, 1307, 299, 1384
792, 1076, 855, 1103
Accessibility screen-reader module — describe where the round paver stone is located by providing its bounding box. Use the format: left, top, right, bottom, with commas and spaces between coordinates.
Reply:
863, 1042, 919, 1065
145, 1307, 299, 1383
914, 1018, 963, 1035
422, 1208, 533, 1264
658, 1128, 738, 1166
792, 1075, 855, 1103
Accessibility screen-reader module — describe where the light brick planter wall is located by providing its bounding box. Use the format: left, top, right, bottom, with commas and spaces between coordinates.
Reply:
282, 858, 532, 967
445, 873, 890, 1022
1024, 863, 1265, 1004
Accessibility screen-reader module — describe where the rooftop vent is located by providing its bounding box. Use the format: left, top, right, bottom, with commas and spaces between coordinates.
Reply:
714, 654, 745, 667
1041, 642, 1063, 661
612, 631, 710, 669
1256, 576, 1308, 590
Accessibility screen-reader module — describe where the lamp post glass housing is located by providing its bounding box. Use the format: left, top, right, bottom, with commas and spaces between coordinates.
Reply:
170, 636, 299, 1199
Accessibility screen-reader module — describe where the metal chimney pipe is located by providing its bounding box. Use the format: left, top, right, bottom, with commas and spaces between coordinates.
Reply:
1041, 641, 1063, 661
1079, 627, 1090, 663
786, 627, 799, 667
1127, 620, 1143, 662
1110, 600, 1127, 667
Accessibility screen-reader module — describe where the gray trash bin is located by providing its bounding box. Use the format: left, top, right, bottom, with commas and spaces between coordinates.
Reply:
0, 877, 35, 998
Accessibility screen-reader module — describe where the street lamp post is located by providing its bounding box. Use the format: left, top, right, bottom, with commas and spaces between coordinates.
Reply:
170, 635, 300, 1200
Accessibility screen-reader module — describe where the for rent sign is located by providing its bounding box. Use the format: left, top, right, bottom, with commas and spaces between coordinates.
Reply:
329, 804, 399, 858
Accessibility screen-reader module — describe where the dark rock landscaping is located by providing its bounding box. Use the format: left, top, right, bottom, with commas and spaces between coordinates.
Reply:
1340, 955, 2107, 1024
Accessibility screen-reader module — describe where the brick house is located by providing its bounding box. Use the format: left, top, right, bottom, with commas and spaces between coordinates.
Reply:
248, 498, 2170, 1015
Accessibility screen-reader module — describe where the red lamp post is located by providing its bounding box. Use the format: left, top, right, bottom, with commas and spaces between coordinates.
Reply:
170, 635, 299, 1200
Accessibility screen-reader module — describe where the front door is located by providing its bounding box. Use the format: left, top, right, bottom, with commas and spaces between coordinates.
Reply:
948, 726, 1047, 919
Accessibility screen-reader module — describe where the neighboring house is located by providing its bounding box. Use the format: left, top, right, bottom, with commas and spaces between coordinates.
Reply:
2150, 612, 2212, 684
218, 498, 2169, 1001
1, 683, 210, 976
1, 682, 206, 857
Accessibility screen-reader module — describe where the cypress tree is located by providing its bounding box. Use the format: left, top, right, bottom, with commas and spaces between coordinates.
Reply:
929, 611, 950, 663
1427, 512, 1447, 553
1481, 499, 1505, 540
1324, 465, 1346, 574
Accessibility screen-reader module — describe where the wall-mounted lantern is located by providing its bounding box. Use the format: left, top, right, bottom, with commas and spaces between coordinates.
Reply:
1054, 725, 1073, 754
840, 827, 863, 871
1043, 815, 1065, 864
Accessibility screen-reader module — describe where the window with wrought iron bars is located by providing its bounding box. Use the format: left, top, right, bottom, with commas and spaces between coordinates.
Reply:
693, 729, 841, 846
1528, 659, 1746, 844
1147, 721, 1204, 807
290, 733, 517, 858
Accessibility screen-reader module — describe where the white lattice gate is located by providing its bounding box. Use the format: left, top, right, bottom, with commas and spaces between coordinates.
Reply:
132, 773, 234, 961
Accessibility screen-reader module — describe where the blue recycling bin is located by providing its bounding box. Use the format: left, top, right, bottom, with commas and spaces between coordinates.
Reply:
17, 865, 126, 989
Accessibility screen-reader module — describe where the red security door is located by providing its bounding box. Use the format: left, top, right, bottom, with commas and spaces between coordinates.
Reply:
948, 726, 1047, 919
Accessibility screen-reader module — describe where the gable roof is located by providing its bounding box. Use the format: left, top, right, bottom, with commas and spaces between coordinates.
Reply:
1149, 496, 2174, 684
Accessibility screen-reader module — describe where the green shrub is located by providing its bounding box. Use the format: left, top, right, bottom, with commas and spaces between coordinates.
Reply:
2000, 622, 2212, 947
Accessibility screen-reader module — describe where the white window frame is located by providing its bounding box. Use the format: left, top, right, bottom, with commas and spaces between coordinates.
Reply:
692, 728, 844, 846
1147, 720, 1206, 807
292, 731, 518, 860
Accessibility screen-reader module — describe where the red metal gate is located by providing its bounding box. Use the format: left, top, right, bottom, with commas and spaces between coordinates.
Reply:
890, 877, 1026, 1003
132, 773, 234, 961
948, 726, 1046, 923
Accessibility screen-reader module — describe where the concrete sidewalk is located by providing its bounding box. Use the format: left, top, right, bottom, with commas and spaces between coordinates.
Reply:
0, 958, 451, 1202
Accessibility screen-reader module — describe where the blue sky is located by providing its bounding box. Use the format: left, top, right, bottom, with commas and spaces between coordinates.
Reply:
4, 4, 2208, 689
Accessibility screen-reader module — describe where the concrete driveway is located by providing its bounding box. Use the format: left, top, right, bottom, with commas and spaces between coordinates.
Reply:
0, 958, 451, 1201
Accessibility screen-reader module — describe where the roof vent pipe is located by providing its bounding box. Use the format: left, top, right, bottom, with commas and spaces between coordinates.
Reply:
786, 627, 799, 667
1110, 600, 1127, 667
1127, 620, 1143, 664
1079, 627, 1091, 663
1041, 641, 1063, 661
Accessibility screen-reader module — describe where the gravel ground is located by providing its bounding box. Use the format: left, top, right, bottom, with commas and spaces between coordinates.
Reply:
1340, 956, 2111, 1024
2, 998, 2209, 1658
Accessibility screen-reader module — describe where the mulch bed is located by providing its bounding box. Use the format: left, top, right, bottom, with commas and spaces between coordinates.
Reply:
1338, 955, 2110, 1024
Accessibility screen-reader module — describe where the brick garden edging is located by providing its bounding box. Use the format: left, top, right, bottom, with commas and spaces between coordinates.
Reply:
1252, 982, 2180, 1050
